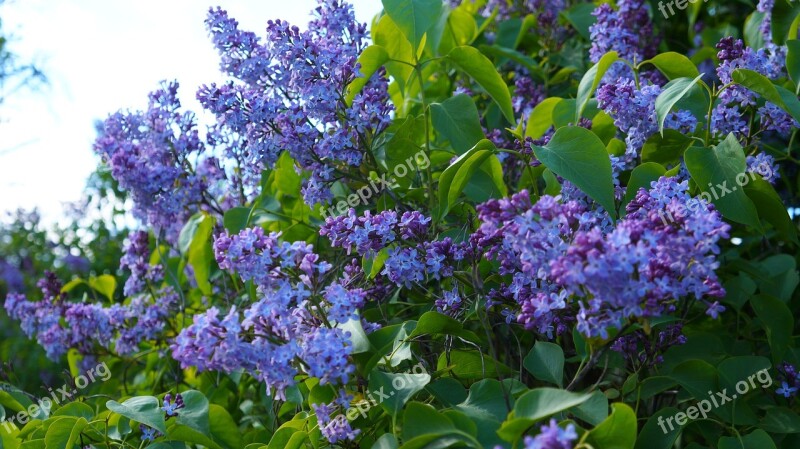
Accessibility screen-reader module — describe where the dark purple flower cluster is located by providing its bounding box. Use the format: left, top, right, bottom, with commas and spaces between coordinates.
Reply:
161, 393, 185, 417
200, 1, 393, 204
776, 362, 799, 398
610, 323, 686, 367
120, 231, 164, 296
4, 272, 177, 359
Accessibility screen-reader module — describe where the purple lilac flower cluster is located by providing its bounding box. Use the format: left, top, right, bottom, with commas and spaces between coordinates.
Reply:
596, 79, 697, 169
312, 391, 360, 443
589, 0, 657, 78
776, 362, 800, 398
523, 419, 578, 449
713, 37, 792, 139
199, 1, 393, 204
321, 209, 471, 289
611, 324, 687, 367
93, 82, 215, 242
172, 226, 361, 406
4, 272, 177, 360
478, 177, 729, 339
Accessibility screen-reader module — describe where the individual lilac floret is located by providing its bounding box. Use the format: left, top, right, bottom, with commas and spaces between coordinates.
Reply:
746, 153, 781, 184
776, 362, 800, 398
140, 424, 161, 442
435, 287, 463, 316
323, 283, 366, 323
523, 419, 578, 449
162, 393, 185, 417
381, 247, 425, 288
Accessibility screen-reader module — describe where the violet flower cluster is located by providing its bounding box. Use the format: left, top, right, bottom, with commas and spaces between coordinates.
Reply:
199, 1, 393, 205
4, 271, 177, 360
477, 176, 729, 339
171, 226, 362, 406
522, 419, 578, 449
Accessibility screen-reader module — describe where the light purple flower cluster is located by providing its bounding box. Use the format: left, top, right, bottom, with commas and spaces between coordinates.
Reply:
93, 82, 213, 242
589, 0, 657, 78
523, 419, 578, 449
4, 272, 177, 359
477, 177, 729, 339
713, 37, 790, 139
597, 79, 697, 169
747, 153, 781, 184
172, 226, 360, 401
320, 209, 472, 290
120, 230, 164, 296
200, 1, 393, 204
312, 392, 360, 443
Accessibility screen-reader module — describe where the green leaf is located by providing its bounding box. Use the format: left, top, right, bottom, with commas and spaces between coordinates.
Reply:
368, 370, 431, 417
52, 404, 93, 421
772, 0, 800, 45
106, 397, 166, 434
744, 177, 799, 244
684, 134, 762, 230
175, 391, 210, 437
437, 139, 495, 219
513, 389, 592, 422
430, 94, 486, 155
634, 407, 683, 449
642, 52, 700, 80
571, 390, 609, 426
669, 359, 718, 400
575, 51, 618, 122
346, 45, 390, 106
732, 69, 800, 123
655, 74, 704, 134
585, 403, 637, 449
718, 429, 777, 449
561, 2, 597, 39
381, 0, 443, 55
44, 417, 85, 449
622, 162, 666, 210
744, 12, 767, 50
409, 311, 480, 342
87, 275, 116, 301
525, 98, 561, 139
222, 207, 250, 234
372, 434, 399, 449
372, 15, 415, 91
751, 294, 794, 363
761, 407, 800, 433
717, 356, 772, 393
180, 214, 216, 295
641, 130, 694, 166
401, 402, 455, 441
786, 40, 800, 93
446, 46, 515, 123
437, 350, 513, 380
523, 342, 565, 387
208, 405, 242, 449
532, 126, 616, 216
363, 248, 390, 279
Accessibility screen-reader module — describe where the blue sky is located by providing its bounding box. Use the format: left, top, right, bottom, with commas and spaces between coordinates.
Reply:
0, 0, 381, 221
